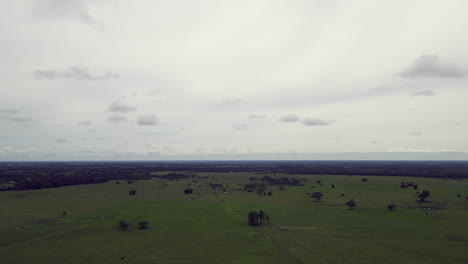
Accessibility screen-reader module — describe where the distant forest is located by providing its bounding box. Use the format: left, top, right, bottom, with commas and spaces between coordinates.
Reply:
1, 161, 468, 191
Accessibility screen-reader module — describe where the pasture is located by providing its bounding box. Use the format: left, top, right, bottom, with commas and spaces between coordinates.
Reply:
1, 173, 467, 264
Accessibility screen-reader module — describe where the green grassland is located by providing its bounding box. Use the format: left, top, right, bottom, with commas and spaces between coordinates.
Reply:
1, 173, 468, 264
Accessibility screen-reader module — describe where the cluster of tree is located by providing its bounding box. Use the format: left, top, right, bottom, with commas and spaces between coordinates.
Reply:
183, 188, 193, 194
247, 211, 269, 226
418, 190, 431, 202
244, 183, 265, 192
3, 161, 468, 191
0, 163, 153, 191
118, 220, 149, 231
307, 192, 324, 201
209, 183, 223, 190
257, 175, 306, 186
400, 181, 418, 190
152, 172, 195, 181
129, 190, 136, 195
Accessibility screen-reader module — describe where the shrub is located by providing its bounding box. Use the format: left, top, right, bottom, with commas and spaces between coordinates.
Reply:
118, 220, 129, 231
138, 221, 149, 230
387, 204, 397, 211
346, 199, 356, 209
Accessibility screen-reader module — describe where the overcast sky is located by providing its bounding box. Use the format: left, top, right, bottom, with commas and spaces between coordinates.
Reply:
1, 0, 468, 160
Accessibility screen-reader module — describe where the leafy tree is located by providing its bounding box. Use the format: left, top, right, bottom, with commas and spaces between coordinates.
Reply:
341, 193, 345, 196
387, 204, 397, 211
345, 199, 356, 209
138, 221, 149, 230
413, 184, 418, 190
268, 191, 272, 196
310, 192, 324, 201
331, 184, 335, 189
248, 211, 269, 226
129, 190, 136, 195
184, 188, 193, 194
118, 220, 129, 231
361, 178, 368, 182
418, 190, 430, 202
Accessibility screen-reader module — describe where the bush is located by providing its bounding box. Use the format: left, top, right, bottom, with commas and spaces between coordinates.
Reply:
346, 199, 356, 209
129, 190, 136, 195
387, 204, 397, 211
184, 188, 193, 194
138, 221, 149, 230
309, 192, 324, 201
118, 220, 129, 231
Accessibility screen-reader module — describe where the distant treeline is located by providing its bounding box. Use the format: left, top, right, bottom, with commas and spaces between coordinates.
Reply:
1, 161, 467, 191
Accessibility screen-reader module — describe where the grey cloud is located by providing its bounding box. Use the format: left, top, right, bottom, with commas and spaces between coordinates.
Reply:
397, 54, 467, 79
0, 116, 33, 123
232, 124, 249, 130
303, 118, 329, 126
32, 0, 95, 24
0, 109, 19, 114
77, 120, 92, 125
108, 101, 136, 113
248, 114, 267, 119
412, 90, 436, 96
137, 115, 159, 126
34, 66, 118, 81
279, 114, 300, 123
107, 115, 127, 123
56, 138, 67, 143
409, 132, 423, 136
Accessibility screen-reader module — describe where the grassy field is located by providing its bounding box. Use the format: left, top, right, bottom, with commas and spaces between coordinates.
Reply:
1, 173, 468, 264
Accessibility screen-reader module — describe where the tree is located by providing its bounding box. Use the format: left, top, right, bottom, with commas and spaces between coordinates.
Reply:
248, 211, 269, 226
184, 188, 193, 194
345, 199, 356, 209
310, 192, 324, 201
268, 191, 272, 196
331, 184, 335, 189
361, 178, 368, 182
248, 211, 259, 225
413, 184, 418, 190
129, 190, 136, 195
138, 221, 149, 230
387, 204, 397, 211
118, 220, 129, 231
418, 190, 430, 202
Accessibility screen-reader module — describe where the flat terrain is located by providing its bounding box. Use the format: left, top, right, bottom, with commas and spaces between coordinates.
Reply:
1, 173, 468, 264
